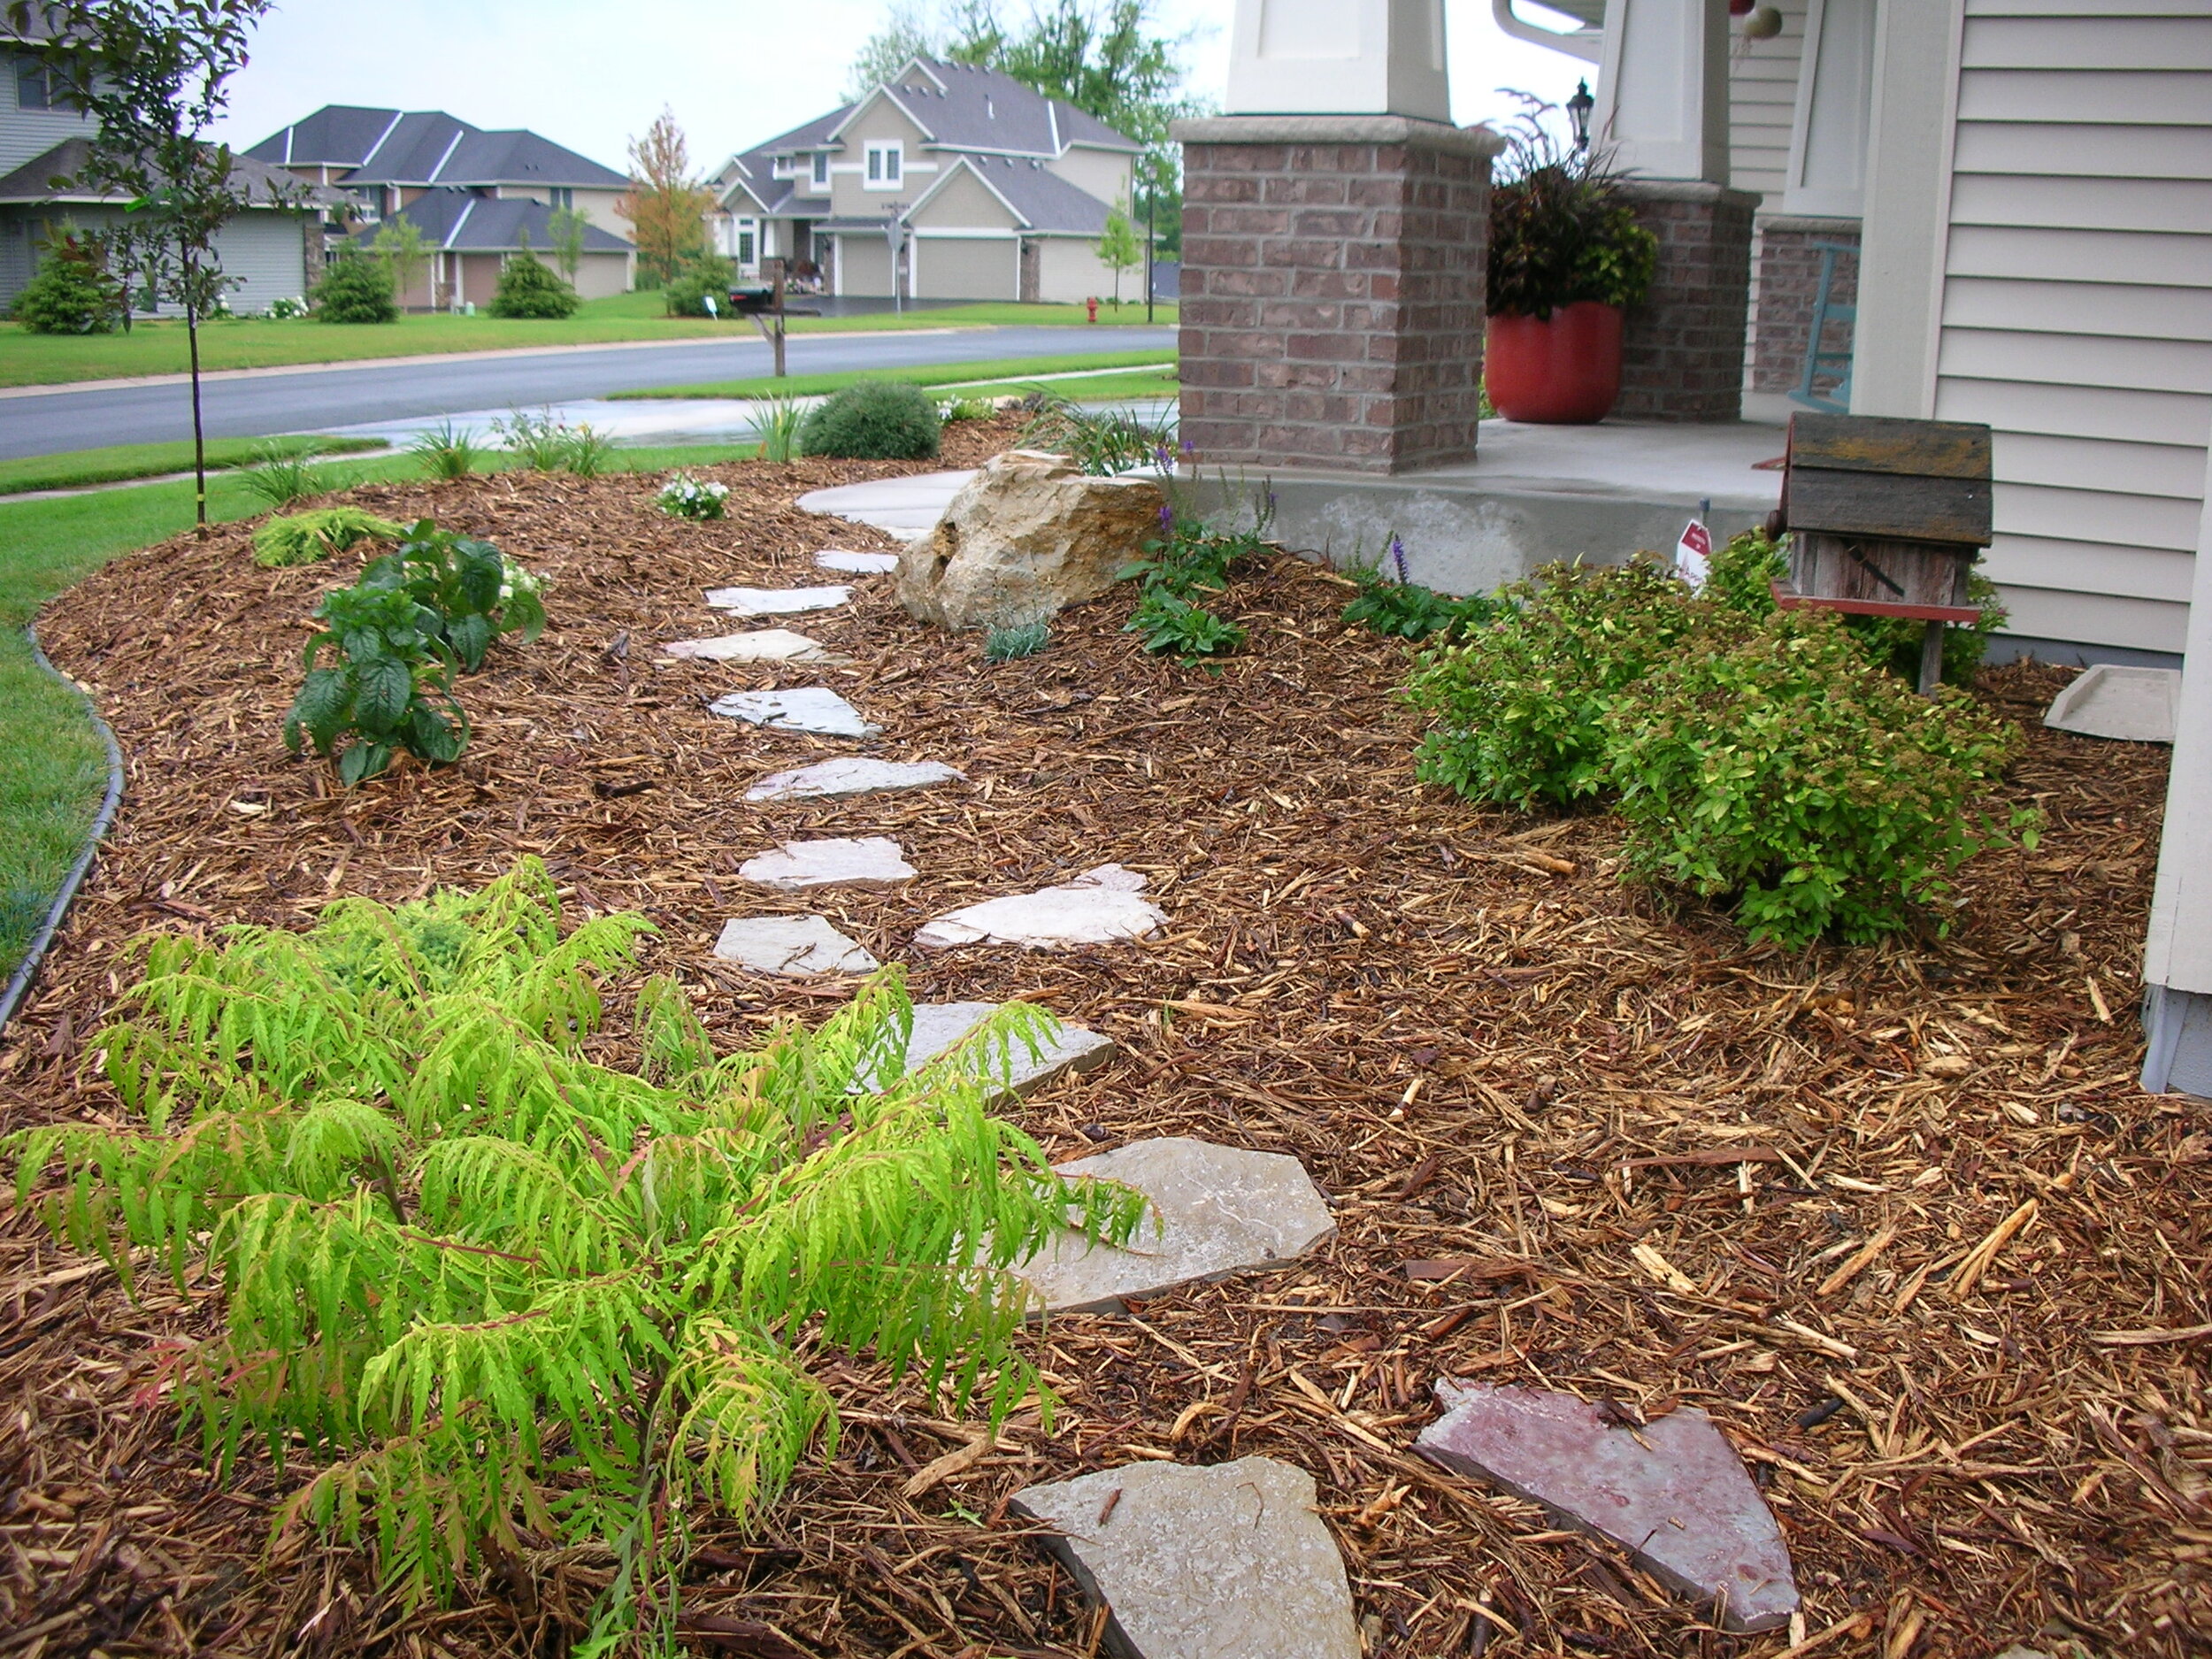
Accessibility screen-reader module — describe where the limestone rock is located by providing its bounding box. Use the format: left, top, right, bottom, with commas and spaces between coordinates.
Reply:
816, 549, 901, 574
1415, 1381, 1799, 1632
712, 915, 879, 977
915, 864, 1166, 951
657, 629, 827, 663
703, 584, 851, 617
1014, 1137, 1335, 1314
710, 687, 880, 739
744, 757, 964, 803
1011, 1457, 1359, 1659
894, 1001, 1117, 1097
896, 449, 1164, 629
739, 837, 917, 891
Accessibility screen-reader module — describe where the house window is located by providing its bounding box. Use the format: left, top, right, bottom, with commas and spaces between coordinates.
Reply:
14, 57, 54, 111
549, 187, 572, 211
736, 218, 757, 266
348, 185, 382, 224
773, 156, 793, 176
810, 152, 829, 189
864, 142, 902, 189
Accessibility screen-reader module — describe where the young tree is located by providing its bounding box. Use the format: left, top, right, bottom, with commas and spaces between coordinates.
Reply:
615, 109, 711, 289
8, 0, 295, 532
546, 204, 589, 286
1096, 191, 1140, 307
844, 0, 941, 100
369, 215, 430, 308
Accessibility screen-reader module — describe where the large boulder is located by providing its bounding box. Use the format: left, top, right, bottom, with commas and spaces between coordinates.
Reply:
895, 449, 1164, 629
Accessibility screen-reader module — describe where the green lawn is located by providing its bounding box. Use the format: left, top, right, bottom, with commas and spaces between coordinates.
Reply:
937, 366, 1180, 403
0, 294, 1179, 388
611, 349, 1175, 402
0, 440, 758, 983
0, 435, 388, 496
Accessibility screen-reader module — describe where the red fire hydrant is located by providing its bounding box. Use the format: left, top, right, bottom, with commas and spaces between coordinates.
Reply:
1086, 296, 1098, 324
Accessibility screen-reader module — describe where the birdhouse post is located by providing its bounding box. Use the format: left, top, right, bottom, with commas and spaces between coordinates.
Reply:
1771, 413, 1994, 695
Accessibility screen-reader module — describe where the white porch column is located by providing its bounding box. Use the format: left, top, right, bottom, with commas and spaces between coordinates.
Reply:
2143, 446, 2212, 1097
1592, 0, 1731, 182
1783, 0, 1878, 218
1225, 0, 1451, 121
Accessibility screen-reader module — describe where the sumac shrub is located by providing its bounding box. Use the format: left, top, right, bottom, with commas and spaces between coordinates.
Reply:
252, 506, 403, 568
1604, 611, 2032, 948
801, 381, 941, 460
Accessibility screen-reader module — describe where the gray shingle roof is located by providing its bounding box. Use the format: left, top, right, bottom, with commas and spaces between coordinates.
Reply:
349, 187, 634, 254
872, 59, 1141, 156
919, 153, 1116, 235
246, 106, 626, 189
717, 105, 853, 216
0, 135, 342, 208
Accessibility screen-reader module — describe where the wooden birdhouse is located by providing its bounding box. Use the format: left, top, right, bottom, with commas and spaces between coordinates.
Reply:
1773, 413, 1993, 693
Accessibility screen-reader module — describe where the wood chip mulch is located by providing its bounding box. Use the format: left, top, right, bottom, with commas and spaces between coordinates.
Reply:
3, 411, 2207, 1659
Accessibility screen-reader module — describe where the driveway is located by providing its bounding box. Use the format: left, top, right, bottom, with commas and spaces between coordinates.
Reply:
0, 326, 1178, 462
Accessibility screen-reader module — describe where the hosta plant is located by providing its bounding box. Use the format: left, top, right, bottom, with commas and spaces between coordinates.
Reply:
283, 580, 469, 784
657, 472, 730, 520
5, 862, 1145, 1631
251, 506, 404, 569
364, 518, 546, 672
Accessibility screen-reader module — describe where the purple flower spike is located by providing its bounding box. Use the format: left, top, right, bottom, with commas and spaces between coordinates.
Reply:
1181, 437, 1194, 454
1390, 534, 1409, 585
1158, 503, 1174, 530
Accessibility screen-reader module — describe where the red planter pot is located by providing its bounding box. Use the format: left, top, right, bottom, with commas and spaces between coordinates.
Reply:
1485, 302, 1625, 425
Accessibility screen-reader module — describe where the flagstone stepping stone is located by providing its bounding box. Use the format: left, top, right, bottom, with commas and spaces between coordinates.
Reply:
896, 1001, 1116, 1097
914, 864, 1166, 952
815, 549, 901, 574
744, 757, 965, 803
1013, 1136, 1335, 1314
740, 836, 916, 891
703, 584, 851, 617
1415, 1381, 1800, 1632
658, 629, 827, 663
798, 470, 977, 541
710, 687, 881, 739
2043, 664, 2179, 743
1010, 1456, 1360, 1659
712, 915, 879, 977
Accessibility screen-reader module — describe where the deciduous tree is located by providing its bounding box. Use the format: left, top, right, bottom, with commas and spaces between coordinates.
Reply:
615, 109, 711, 289
369, 214, 430, 307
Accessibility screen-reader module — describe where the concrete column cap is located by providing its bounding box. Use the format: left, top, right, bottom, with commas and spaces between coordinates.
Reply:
1172, 114, 1505, 159
1617, 180, 1764, 209
1756, 212, 1863, 234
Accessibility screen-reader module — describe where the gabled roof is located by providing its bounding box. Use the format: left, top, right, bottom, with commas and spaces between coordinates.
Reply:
906, 152, 1116, 236
825, 58, 1141, 158
246, 106, 626, 189
350, 186, 634, 254
0, 136, 342, 208
715, 105, 853, 217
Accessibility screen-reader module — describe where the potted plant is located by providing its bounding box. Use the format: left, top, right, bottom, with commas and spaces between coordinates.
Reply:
1484, 96, 1659, 425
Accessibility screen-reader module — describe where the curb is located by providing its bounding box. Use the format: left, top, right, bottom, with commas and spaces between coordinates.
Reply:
0, 626, 125, 1040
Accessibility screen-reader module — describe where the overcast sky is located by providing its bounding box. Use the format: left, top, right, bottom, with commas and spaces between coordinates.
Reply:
205, 1, 1591, 173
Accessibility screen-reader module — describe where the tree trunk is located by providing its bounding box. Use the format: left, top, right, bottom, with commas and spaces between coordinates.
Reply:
188, 297, 208, 534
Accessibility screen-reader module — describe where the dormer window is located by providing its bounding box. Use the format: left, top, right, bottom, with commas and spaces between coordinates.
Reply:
810, 152, 829, 188
864, 142, 902, 189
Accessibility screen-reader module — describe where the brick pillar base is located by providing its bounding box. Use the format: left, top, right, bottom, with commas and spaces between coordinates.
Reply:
1171, 115, 1501, 475
1615, 180, 1760, 423
1749, 216, 1860, 395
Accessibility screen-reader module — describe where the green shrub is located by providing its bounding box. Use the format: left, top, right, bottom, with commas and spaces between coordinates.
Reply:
1405, 560, 1709, 810
663, 253, 736, 317
1605, 610, 2032, 948
488, 252, 579, 319
1704, 527, 1786, 618
282, 580, 470, 784
801, 381, 941, 460
365, 518, 546, 672
311, 256, 398, 325
12, 235, 120, 334
4, 862, 1144, 1622
252, 507, 404, 569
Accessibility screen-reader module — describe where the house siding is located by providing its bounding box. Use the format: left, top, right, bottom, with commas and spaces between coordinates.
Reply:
1035, 235, 1107, 305
915, 235, 1017, 300
1730, 0, 1807, 200
1931, 0, 2212, 655
0, 52, 97, 174
0, 204, 311, 313
1046, 145, 1134, 210
827, 96, 933, 220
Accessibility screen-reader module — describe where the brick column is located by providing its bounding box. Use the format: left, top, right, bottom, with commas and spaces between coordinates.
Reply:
1749, 217, 1860, 396
1171, 115, 1501, 475
1613, 180, 1760, 423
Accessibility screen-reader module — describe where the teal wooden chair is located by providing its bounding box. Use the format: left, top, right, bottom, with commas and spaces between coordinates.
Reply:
1790, 243, 1856, 414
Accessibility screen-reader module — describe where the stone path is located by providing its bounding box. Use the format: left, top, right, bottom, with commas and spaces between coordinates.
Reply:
704, 583, 852, 617
916, 864, 1168, 951
658, 628, 827, 663
712, 914, 879, 977
710, 687, 881, 739
898, 1001, 1116, 1098
796, 471, 977, 541
815, 549, 902, 574
744, 757, 964, 803
740, 836, 917, 891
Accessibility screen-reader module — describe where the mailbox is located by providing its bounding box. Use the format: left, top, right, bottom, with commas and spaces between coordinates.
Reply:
1773, 413, 1993, 692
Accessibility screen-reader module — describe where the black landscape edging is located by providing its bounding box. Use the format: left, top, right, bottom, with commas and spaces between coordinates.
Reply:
0, 626, 125, 1039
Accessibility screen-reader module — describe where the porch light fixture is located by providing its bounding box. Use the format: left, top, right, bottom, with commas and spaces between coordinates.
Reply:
1566, 80, 1594, 151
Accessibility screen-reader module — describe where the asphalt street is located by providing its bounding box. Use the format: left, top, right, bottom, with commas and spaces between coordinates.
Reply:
0, 325, 1177, 462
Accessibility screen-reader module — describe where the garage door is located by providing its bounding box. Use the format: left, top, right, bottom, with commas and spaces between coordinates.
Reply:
917, 237, 1018, 302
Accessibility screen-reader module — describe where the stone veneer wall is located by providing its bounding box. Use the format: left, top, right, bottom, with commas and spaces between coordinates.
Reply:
1615, 181, 1761, 423
1749, 218, 1861, 396
1171, 116, 1501, 475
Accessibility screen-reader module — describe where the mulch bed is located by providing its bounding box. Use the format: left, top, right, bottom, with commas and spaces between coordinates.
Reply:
3, 411, 2207, 1659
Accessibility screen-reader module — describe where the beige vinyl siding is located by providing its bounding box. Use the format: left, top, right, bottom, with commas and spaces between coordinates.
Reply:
836, 234, 894, 297
910, 165, 1020, 231
1045, 145, 1134, 209
827, 96, 932, 219
1931, 0, 2212, 655
1730, 0, 1807, 199
914, 235, 1017, 300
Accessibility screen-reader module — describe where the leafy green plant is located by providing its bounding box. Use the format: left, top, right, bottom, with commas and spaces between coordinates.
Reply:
12, 231, 122, 334
560, 423, 618, 478
282, 580, 469, 784
941, 396, 996, 423
801, 381, 941, 460
1486, 93, 1658, 319
364, 519, 546, 672
1703, 527, 1786, 618
488, 250, 580, 319
657, 472, 729, 519
311, 255, 398, 325
238, 442, 329, 511
662, 252, 736, 317
1020, 395, 1171, 475
1404, 559, 1709, 809
251, 506, 403, 569
492, 409, 611, 475
1126, 587, 1246, 667
1605, 610, 2032, 948
984, 619, 1050, 661
754, 393, 805, 464
1342, 539, 1496, 641
409, 422, 483, 480
4, 862, 1146, 1626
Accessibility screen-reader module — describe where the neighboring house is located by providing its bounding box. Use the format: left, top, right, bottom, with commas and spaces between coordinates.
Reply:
709, 58, 1141, 303
0, 22, 336, 315
244, 105, 636, 304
